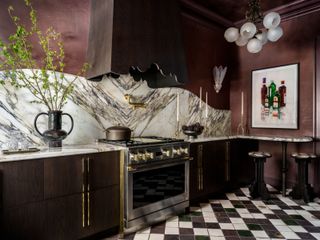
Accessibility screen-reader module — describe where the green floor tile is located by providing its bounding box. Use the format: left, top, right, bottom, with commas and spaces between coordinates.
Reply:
237, 230, 254, 237
247, 223, 263, 230
195, 236, 210, 240
225, 208, 236, 212
190, 211, 202, 216
283, 219, 298, 225
290, 215, 305, 220
179, 215, 192, 221
234, 204, 245, 208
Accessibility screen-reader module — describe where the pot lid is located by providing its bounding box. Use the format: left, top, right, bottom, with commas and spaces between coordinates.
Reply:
106, 126, 131, 132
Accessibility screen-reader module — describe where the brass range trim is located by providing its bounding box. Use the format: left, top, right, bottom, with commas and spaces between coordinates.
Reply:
87, 157, 91, 227
82, 157, 86, 228
119, 150, 125, 239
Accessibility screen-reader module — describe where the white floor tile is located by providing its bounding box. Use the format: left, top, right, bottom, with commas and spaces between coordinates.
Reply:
275, 225, 292, 232
164, 227, 179, 235
210, 237, 225, 240
179, 221, 193, 228
251, 230, 269, 238
193, 228, 209, 236
208, 229, 224, 237
204, 217, 218, 223
136, 227, 151, 234
219, 223, 234, 230
230, 218, 245, 224
311, 233, 320, 239
233, 223, 249, 230
166, 216, 179, 222
289, 225, 307, 233
133, 234, 149, 240
149, 234, 164, 240
281, 231, 301, 239
270, 219, 285, 226
165, 221, 178, 228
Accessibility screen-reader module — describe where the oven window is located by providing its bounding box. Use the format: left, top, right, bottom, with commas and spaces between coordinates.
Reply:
132, 164, 185, 209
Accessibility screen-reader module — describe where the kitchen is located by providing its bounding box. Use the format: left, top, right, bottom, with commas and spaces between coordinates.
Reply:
0, 0, 320, 239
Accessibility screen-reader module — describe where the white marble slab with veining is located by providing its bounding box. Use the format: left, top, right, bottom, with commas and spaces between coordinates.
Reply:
0, 143, 126, 162
187, 135, 313, 143
0, 71, 231, 148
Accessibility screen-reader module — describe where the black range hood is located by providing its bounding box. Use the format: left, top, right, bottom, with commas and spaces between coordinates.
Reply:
86, 0, 188, 88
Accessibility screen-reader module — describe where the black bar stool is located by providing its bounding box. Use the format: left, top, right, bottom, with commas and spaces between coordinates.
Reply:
290, 153, 317, 203
248, 151, 272, 199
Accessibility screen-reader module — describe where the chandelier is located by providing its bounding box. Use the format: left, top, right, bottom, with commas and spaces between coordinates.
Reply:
224, 0, 283, 53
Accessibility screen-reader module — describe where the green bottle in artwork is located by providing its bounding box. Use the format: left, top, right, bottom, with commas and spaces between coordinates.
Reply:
268, 81, 276, 107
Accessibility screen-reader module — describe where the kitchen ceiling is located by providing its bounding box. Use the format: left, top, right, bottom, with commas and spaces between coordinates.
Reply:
180, 0, 308, 23
187, 0, 299, 22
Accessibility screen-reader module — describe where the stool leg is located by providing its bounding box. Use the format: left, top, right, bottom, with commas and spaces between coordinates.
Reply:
249, 158, 270, 200
290, 159, 314, 203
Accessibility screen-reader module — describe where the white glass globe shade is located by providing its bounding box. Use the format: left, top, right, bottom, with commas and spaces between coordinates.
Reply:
224, 27, 239, 42
235, 36, 248, 46
267, 26, 283, 42
263, 12, 281, 29
240, 22, 257, 39
247, 38, 262, 53
256, 31, 268, 45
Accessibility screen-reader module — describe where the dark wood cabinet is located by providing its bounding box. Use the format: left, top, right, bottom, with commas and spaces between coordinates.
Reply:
228, 139, 259, 188
0, 160, 43, 208
189, 141, 228, 202
1, 201, 45, 240
89, 152, 120, 190
45, 194, 83, 240
0, 151, 121, 240
44, 155, 83, 199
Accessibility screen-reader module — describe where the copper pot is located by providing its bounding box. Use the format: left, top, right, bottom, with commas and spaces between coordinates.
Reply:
105, 126, 131, 141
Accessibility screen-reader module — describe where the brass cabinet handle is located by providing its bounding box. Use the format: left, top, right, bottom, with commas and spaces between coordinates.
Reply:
81, 157, 86, 228
87, 157, 90, 227
87, 191, 90, 227
82, 192, 85, 228
225, 141, 230, 182
197, 144, 203, 190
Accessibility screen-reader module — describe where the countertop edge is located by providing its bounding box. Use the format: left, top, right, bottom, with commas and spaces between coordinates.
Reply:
0, 144, 127, 163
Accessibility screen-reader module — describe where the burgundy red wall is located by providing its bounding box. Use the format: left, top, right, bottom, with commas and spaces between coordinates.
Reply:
230, 12, 320, 193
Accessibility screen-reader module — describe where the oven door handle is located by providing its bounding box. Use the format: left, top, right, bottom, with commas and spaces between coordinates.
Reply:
127, 157, 192, 173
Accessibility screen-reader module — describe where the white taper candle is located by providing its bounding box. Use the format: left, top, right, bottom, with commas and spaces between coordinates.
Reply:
241, 91, 244, 116
199, 87, 202, 108
176, 93, 180, 122
205, 92, 208, 118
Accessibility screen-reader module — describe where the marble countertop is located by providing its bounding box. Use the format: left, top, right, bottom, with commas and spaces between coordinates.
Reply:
187, 135, 313, 143
0, 143, 126, 163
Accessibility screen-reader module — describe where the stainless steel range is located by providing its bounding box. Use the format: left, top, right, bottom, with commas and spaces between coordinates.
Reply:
99, 136, 191, 232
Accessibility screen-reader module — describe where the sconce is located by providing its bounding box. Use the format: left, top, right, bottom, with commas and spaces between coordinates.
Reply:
212, 66, 227, 93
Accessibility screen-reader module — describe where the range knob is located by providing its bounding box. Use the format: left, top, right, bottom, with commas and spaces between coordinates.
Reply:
129, 152, 138, 164
180, 147, 189, 155
138, 151, 146, 162
172, 147, 181, 156
145, 151, 154, 161
161, 148, 171, 158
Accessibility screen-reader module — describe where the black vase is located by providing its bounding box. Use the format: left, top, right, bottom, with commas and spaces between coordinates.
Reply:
34, 110, 74, 147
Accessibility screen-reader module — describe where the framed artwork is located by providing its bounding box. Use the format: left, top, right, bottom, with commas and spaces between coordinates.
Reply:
251, 63, 299, 129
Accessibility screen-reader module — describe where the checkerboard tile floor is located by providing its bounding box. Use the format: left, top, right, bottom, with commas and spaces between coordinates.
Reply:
108, 186, 320, 240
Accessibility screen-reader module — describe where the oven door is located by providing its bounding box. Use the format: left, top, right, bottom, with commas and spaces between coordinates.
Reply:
125, 158, 189, 222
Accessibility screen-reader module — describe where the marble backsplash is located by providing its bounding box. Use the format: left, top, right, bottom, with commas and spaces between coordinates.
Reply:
0, 70, 231, 147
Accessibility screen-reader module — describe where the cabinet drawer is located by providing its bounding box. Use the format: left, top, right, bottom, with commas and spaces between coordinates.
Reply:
0, 201, 45, 240
89, 151, 120, 190
44, 155, 83, 199
0, 160, 44, 208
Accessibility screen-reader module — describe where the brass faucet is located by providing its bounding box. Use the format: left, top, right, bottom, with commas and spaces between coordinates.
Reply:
124, 94, 146, 109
